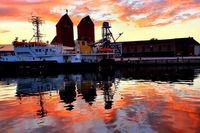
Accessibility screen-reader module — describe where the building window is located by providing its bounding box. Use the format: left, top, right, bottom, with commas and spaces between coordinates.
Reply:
127, 47, 130, 53
150, 46, 153, 52
135, 47, 137, 52
159, 45, 162, 51
131, 46, 134, 50
167, 45, 171, 51
142, 46, 145, 52
39, 49, 41, 52
35, 49, 38, 52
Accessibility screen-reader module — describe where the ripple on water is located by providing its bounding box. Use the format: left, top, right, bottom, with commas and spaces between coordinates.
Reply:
0, 70, 200, 133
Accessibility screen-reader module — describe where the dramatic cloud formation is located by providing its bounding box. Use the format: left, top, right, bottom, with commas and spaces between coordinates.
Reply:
1, 0, 200, 27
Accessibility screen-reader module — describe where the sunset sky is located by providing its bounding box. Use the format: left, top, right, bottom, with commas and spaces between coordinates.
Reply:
1, 0, 200, 44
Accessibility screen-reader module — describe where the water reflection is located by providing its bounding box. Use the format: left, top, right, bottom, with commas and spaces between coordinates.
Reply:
117, 66, 197, 83
81, 81, 96, 105
12, 72, 117, 114
16, 75, 65, 96
0, 66, 199, 133
59, 80, 76, 111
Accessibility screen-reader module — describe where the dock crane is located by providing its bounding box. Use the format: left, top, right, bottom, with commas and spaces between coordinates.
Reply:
94, 22, 123, 57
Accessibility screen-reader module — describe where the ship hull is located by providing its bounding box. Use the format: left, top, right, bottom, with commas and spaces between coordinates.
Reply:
0, 59, 115, 72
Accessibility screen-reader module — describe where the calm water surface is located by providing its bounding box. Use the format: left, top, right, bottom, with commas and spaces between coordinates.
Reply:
0, 67, 200, 133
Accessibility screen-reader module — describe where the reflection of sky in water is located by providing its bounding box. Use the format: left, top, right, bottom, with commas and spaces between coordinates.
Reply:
0, 67, 199, 133
193, 71, 200, 88
0, 83, 17, 101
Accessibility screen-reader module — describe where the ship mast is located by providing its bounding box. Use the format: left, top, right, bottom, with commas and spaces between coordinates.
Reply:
29, 16, 44, 42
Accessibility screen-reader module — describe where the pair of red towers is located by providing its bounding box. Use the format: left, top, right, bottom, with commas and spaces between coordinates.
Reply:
52, 13, 94, 47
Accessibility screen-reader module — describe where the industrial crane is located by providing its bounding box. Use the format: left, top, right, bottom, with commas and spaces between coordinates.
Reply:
94, 22, 123, 57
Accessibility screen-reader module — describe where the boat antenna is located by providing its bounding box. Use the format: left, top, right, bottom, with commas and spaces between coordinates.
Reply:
29, 16, 44, 42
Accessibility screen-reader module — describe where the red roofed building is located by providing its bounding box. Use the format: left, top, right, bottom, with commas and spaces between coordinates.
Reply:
52, 12, 74, 47
119, 37, 200, 57
78, 16, 95, 44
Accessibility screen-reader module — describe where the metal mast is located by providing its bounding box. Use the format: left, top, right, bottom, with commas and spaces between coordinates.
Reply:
30, 16, 44, 42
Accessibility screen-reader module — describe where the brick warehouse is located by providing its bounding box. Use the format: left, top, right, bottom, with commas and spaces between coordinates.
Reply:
117, 37, 200, 57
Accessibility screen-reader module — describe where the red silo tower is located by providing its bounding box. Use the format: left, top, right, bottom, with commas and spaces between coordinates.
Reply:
78, 16, 95, 43
56, 12, 74, 47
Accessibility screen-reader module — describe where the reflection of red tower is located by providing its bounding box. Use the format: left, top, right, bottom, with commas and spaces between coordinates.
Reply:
78, 16, 95, 43
53, 13, 74, 47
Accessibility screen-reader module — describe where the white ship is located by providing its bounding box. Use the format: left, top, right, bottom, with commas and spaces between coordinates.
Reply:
0, 39, 114, 64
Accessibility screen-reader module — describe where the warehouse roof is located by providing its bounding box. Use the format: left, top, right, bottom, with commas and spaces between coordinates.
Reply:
0, 45, 14, 52
118, 37, 200, 46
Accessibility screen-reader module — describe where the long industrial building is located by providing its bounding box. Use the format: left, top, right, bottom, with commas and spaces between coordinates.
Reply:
116, 37, 200, 57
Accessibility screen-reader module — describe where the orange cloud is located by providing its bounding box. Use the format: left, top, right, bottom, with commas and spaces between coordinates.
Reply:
1, 0, 200, 27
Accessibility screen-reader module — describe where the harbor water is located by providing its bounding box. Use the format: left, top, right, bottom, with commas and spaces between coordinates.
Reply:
0, 66, 200, 133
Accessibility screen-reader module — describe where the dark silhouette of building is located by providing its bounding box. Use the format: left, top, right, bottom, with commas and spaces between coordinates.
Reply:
77, 16, 95, 43
52, 12, 74, 47
119, 37, 200, 57
81, 82, 97, 105
119, 66, 195, 82
59, 81, 76, 111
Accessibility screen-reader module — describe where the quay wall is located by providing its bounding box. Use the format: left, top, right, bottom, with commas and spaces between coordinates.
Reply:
115, 56, 200, 65
0, 57, 200, 73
